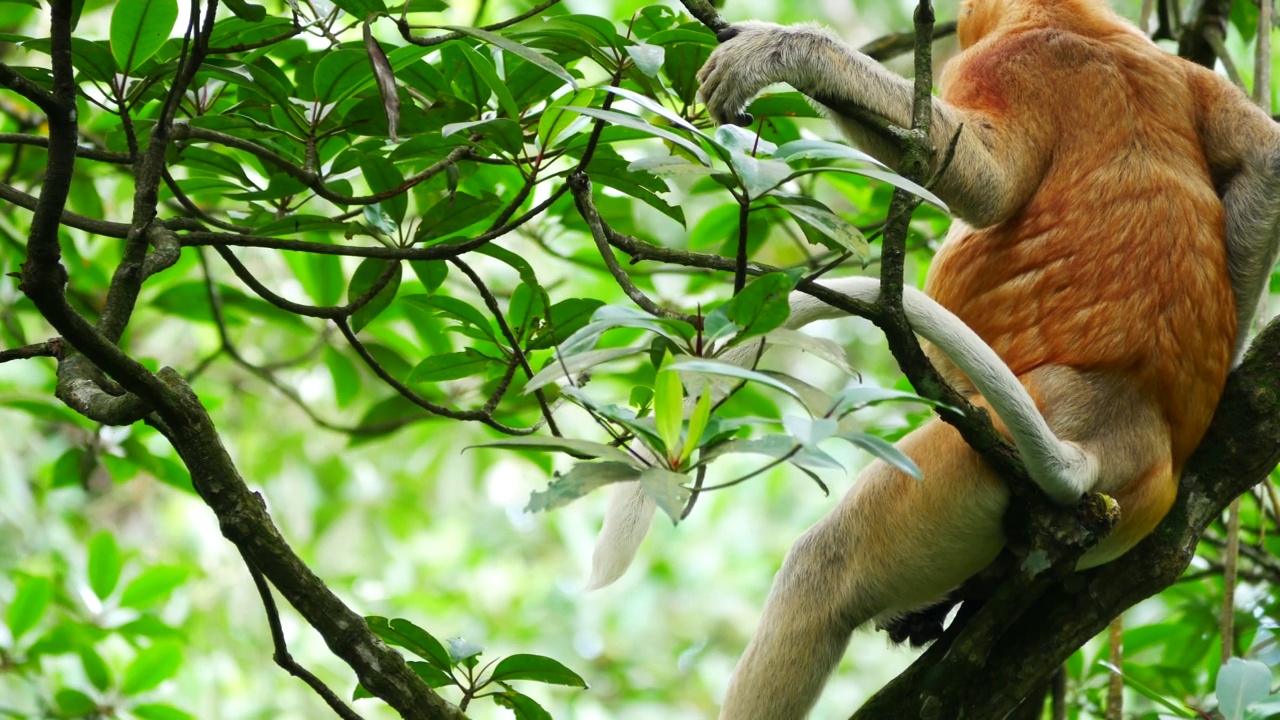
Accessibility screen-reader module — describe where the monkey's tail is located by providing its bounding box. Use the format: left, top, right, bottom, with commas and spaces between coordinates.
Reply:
586, 482, 657, 589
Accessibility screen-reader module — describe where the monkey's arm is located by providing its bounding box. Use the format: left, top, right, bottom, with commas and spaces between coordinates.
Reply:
697, 23, 1050, 228
1194, 69, 1280, 359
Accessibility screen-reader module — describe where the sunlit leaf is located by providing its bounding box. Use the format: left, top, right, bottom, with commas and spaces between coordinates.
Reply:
471, 436, 638, 464
87, 532, 122, 600
491, 653, 587, 687
639, 467, 690, 523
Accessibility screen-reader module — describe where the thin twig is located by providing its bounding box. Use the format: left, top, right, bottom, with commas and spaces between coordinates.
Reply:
241, 551, 368, 720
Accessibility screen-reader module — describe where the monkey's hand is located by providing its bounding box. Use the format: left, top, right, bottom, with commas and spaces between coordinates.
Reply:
697, 22, 838, 127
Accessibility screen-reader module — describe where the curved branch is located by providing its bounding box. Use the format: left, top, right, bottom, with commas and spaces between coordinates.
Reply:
395, 0, 564, 47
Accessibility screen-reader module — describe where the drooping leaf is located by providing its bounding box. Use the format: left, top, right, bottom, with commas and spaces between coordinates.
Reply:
445, 26, 577, 90
472, 436, 639, 464
761, 328, 855, 375
565, 106, 710, 166
525, 347, 644, 393
525, 461, 643, 513
774, 139, 885, 166
836, 432, 921, 480
671, 358, 804, 402
348, 259, 402, 333
493, 691, 554, 720
364, 20, 401, 141
639, 467, 691, 522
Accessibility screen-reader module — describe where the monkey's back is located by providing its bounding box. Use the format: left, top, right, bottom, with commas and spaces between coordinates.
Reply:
925, 23, 1235, 466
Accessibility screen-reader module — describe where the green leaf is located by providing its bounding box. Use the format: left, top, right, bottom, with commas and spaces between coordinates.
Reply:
628, 155, 716, 179
358, 155, 407, 225
836, 432, 921, 480
671, 358, 804, 403
454, 41, 519, 119
797, 166, 948, 211
55, 688, 97, 716
415, 192, 503, 245
324, 347, 362, 408
80, 647, 112, 692
639, 467, 691, 523
109, 0, 178, 73
407, 352, 494, 383
471, 436, 638, 464
653, 369, 682, 458
1097, 661, 1196, 717
565, 106, 710, 166
442, 117, 524, 157
493, 691, 553, 720
761, 328, 854, 375
830, 386, 942, 418
729, 150, 792, 199
624, 43, 664, 76
445, 26, 577, 91
491, 653, 587, 687
537, 89, 594, 150
774, 139, 884, 166
1217, 658, 1273, 720
776, 196, 869, 258
525, 462, 643, 513
527, 298, 606, 350
718, 272, 795, 343
329, 0, 387, 17
220, 0, 266, 22
408, 260, 448, 293
402, 295, 499, 345
348, 259, 402, 333
119, 566, 188, 610
604, 85, 707, 138
7, 576, 53, 641
365, 617, 451, 670
782, 414, 838, 447
683, 389, 713, 461
87, 532, 122, 601
313, 49, 372, 105
121, 642, 184, 695
406, 660, 455, 688
524, 347, 643, 393
131, 704, 195, 720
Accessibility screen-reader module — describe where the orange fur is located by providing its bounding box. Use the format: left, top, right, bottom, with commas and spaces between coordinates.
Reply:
690, 1, 1280, 715
930, 0, 1235, 475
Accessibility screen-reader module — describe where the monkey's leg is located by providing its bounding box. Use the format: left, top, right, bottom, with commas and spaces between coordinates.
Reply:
719, 419, 1008, 720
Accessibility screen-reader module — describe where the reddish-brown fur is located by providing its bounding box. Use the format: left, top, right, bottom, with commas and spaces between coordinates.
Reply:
931, 0, 1234, 493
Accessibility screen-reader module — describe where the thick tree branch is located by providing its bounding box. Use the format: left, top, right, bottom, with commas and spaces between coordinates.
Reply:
13, 2, 464, 717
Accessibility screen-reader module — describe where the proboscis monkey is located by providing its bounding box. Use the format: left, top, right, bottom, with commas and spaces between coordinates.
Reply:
589, 0, 1280, 717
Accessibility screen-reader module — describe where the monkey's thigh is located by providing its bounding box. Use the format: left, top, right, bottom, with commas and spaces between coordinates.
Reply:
1018, 366, 1176, 568
787, 418, 1011, 622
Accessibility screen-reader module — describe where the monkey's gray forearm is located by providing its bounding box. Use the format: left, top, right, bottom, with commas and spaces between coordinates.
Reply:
698, 23, 1026, 227
727, 278, 1097, 504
